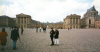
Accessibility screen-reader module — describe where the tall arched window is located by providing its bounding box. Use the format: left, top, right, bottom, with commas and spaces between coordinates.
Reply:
89, 19, 91, 24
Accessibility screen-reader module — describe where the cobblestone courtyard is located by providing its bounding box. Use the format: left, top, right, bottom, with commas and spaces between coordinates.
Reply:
0, 28, 100, 52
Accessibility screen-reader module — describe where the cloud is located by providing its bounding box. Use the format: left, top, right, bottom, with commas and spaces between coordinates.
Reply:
92, 0, 100, 12
0, 0, 96, 22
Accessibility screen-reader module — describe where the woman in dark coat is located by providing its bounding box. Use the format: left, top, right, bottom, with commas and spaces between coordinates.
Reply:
54, 28, 59, 45
0, 28, 8, 50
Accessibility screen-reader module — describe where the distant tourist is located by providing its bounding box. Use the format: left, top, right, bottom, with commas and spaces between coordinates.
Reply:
0, 28, 8, 51
50, 28, 55, 46
44, 27, 46, 32
39, 27, 41, 32
36, 27, 38, 33
43, 27, 46, 32
12, 27, 13, 30
9, 27, 11, 30
11, 26, 21, 50
54, 28, 59, 46
68, 27, 69, 30
17, 26, 19, 32
21, 27, 24, 34
43, 27, 44, 32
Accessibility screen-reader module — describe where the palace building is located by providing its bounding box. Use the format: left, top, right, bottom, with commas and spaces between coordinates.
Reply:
63, 14, 81, 29
16, 13, 46, 28
0, 15, 16, 27
1, 6, 100, 29
95, 14, 100, 28
81, 6, 98, 28
16, 13, 32, 28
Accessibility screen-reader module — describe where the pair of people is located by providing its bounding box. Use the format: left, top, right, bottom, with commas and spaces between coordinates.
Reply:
50, 28, 59, 46
43, 27, 46, 32
0, 27, 21, 51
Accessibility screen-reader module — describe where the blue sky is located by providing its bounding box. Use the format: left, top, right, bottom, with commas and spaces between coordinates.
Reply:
0, 0, 13, 6
0, 0, 100, 22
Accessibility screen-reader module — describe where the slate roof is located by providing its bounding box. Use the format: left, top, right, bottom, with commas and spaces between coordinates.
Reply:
0, 15, 10, 18
86, 6, 96, 13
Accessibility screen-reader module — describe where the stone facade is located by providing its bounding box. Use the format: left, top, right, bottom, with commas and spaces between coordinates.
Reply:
0, 15, 16, 27
53, 22, 63, 29
16, 13, 32, 28
31, 20, 46, 28
95, 14, 100, 28
81, 6, 98, 28
47, 22, 63, 29
95, 20, 100, 28
63, 14, 80, 29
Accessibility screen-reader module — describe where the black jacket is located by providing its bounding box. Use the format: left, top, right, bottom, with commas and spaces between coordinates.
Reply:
54, 30, 59, 39
11, 29, 19, 40
50, 30, 55, 37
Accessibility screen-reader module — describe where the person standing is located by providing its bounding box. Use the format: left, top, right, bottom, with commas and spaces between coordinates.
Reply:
0, 28, 8, 51
43, 27, 44, 32
17, 26, 19, 32
44, 27, 46, 32
21, 27, 24, 34
68, 27, 69, 30
36, 27, 38, 33
12, 27, 13, 30
11, 26, 20, 50
50, 28, 55, 46
39, 27, 41, 32
54, 28, 59, 46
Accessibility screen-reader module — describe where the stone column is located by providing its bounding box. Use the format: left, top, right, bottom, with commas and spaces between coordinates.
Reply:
75, 18, 76, 24
23, 17, 24, 28
23, 17, 24, 24
20, 17, 21, 24
78, 18, 79, 24
75, 18, 76, 29
27, 18, 29, 24
72, 18, 73, 24
69, 18, 70, 24
20, 17, 21, 28
26, 17, 27, 24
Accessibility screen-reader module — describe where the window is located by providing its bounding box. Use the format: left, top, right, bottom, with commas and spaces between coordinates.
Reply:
25, 21, 26, 23
76, 18, 78, 24
73, 18, 75, 24
70, 18, 72, 24
89, 19, 91, 24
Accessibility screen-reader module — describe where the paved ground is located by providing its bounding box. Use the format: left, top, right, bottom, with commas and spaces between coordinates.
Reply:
0, 28, 100, 52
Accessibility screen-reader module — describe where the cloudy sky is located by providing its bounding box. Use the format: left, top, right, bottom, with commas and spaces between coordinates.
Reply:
0, 0, 100, 23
